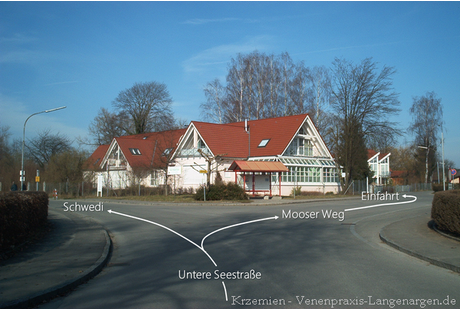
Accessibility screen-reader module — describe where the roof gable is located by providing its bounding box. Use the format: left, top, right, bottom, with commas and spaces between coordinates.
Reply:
83, 144, 109, 170
191, 114, 312, 158
97, 128, 186, 170
367, 149, 391, 162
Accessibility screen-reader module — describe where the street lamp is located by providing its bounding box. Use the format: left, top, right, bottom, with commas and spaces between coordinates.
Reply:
21, 106, 67, 191
417, 145, 430, 184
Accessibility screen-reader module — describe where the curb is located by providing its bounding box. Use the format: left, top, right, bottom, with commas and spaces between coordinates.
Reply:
1, 229, 112, 309
379, 224, 460, 274
430, 220, 460, 243
72, 196, 361, 207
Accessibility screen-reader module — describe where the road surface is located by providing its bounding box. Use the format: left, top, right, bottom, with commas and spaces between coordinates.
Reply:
42, 192, 459, 308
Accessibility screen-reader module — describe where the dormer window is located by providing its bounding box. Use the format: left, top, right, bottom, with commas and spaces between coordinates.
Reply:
258, 139, 270, 148
129, 148, 142, 155
162, 148, 173, 156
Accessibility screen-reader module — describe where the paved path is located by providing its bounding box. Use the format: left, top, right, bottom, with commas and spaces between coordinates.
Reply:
0, 209, 111, 308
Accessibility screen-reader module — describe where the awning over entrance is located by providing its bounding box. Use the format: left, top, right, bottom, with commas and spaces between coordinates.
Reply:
228, 160, 288, 197
228, 160, 289, 173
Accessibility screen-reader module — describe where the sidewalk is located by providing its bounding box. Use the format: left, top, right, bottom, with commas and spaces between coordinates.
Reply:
380, 214, 460, 273
0, 210, 112, 308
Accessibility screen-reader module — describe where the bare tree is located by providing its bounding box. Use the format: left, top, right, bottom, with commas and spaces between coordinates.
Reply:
290, 62, 311, 115
113, 81, 175, 135
204, 51, 323, 122
226, 54, 248, 122
26, 129, 72, 168
89, 107, 127, 145
266, 54, 282, 118
280, 52, 295, 116
408, 91, 443, 182
308, 66, 332, 129
200, 79, 227, 124
330, 57, 401, 189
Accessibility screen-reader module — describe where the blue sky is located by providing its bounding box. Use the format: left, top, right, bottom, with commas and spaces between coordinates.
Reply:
1, 2, 459, 167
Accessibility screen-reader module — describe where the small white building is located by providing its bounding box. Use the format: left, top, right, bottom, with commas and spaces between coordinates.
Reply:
367, 150, 391, 185
84, 114, 342, 196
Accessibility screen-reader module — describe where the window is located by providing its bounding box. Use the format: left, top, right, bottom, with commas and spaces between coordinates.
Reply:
258, 139, 270, 148
323, 168, 339, 183
150, 171, 159, 186
129, 148, 141, 155
162, 148, 173, 156
197, 138, 206, 149
281, 166, 321, 183
286, 138, 313, 156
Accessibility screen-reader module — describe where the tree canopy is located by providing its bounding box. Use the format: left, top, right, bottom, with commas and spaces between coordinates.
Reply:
89, 81, 177, 145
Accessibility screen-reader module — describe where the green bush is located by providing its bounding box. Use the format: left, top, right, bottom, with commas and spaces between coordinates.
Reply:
195, 182, 248, 201
0, 192, 48, 251
431, 189, 460, 235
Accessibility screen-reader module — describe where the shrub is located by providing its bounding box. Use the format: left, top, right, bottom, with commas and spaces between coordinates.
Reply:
195, 182, 248, 201
433, 183, 448, 192
0, 192, 49, 251
291, 186, 302, 196
431, 189, 460, 235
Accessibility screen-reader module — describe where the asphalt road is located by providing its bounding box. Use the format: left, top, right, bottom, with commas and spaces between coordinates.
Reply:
42, 192, 460, 308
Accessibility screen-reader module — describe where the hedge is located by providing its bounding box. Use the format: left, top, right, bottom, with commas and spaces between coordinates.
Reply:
0, 191, 49, 251
195, 183, 249, 201
431, 189, 460, 235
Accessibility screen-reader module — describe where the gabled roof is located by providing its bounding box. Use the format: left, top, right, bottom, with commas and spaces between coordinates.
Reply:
367, 149, 391, 162
83, 144, 109, 171
102, 128, 186, 170
192, 114, 311, 158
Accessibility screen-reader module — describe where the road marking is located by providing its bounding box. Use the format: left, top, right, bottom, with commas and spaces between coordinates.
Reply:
222, 281, 228, 301
344, 194, 417, 212
108, 210, 278, 268
201, 216, 279, 248
108, 209, 217, 266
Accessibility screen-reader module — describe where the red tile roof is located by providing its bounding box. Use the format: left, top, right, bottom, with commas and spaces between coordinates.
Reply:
367, 149, 390, 161
194, 114, 309, 158
83, 144, 109, 170
114, 128, 186, 169
367, 149, 379, 160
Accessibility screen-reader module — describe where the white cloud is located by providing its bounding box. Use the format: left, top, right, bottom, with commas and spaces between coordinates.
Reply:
182, 17, 241, 25
0, 33, 39, 44
182, 17, 260, 25
182, 35, 275, 75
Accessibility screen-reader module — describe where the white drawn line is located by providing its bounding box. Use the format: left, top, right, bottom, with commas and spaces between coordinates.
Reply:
107, 209, 217, 266
222, 281, 228, 302
200, 216, 279, 248
344, 194, 417, 212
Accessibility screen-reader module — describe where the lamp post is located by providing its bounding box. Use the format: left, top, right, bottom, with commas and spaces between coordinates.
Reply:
441, 130, 446, 191
417, 145, 430, 184
21, 106, 66, 191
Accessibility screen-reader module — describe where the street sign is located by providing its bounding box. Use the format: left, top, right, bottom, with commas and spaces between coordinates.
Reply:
199, 170, 207, 174
452, 169, 457, 176
168, 166, 182, 175
35, 176, 40, 182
